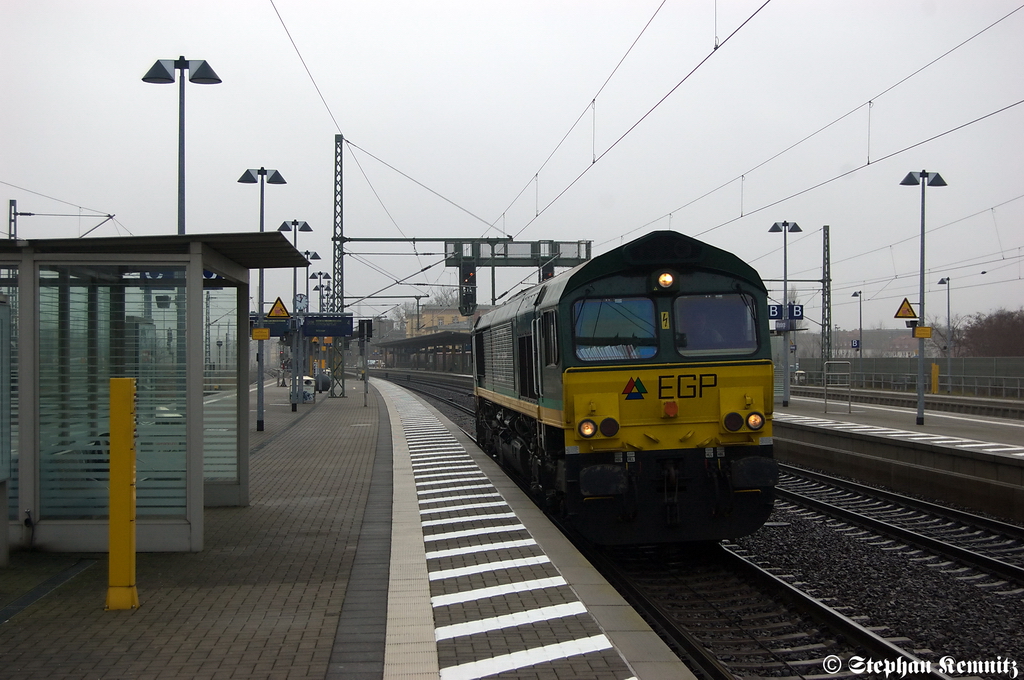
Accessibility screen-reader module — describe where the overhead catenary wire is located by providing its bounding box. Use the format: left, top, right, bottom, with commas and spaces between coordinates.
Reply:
601, 2, 1024, 249
512, 0, 774, 240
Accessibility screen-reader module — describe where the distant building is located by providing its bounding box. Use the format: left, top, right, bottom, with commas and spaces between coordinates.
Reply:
406, 304, 493, 337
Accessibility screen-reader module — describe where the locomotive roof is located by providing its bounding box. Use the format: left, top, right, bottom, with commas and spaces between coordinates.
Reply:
568, 230, 764, 291
475, 230, 765, 330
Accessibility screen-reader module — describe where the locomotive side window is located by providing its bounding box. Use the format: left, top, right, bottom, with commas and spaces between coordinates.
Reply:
674, 293, 758, 356
541, 310, 559, 366
573, 297, 657, 361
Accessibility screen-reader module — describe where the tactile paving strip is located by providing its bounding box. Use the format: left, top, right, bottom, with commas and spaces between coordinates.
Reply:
380, 382, 637, 680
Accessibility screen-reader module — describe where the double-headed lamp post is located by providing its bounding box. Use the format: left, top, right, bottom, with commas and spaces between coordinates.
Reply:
142, 57, 222, 235
900, 170, 947, 425
279, 220, 312, 412
938, 277, 952, 394
310, 271, 332, 312
238, 168, 286, 431
852, 291, 863, 379
769, 221, 801, 407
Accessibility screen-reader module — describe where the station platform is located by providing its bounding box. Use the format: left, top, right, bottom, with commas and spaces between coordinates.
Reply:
0, 379, 693, 680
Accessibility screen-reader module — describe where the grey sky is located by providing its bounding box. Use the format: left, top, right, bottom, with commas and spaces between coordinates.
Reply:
3, 1, 1022, 333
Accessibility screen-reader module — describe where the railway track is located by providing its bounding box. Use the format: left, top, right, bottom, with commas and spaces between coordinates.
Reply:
776, 465, 1024, 591
588, 541, 946, 680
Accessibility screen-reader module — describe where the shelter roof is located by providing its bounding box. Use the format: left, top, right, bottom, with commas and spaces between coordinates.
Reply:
376, 331, 471, 351
0, 232, 309, 269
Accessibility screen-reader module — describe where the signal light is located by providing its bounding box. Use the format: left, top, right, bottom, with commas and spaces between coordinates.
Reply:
599, 418, 619, 437
657, 272, 674, 288
723, 412, 744, 431
746, 412, 765, 430
578, 419, 597, 438
459, 261, 477, 316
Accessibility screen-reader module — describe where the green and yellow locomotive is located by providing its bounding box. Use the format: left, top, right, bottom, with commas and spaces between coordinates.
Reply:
472, 230, 778, 544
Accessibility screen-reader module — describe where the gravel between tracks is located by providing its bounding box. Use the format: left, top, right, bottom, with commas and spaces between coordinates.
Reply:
732, 505, 1024, 668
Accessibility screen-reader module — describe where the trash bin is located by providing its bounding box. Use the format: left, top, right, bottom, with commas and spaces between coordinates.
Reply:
316, 372, 330, 392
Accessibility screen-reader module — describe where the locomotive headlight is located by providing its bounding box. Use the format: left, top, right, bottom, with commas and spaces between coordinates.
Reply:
578, 419, 598, 438
657, 271, 675, 289
746, 412, 765, 430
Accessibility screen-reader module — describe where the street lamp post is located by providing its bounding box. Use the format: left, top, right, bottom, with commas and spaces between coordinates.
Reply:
279, 220, 312, 412
238, 168, 286, 431
301, 252, 320, 380
310, 272, 332, 312
901, 170, 947, 425
769, 221, 801, 407
142, 57, 222, 235
938, 277, 952, 394
852, 291, 863, 382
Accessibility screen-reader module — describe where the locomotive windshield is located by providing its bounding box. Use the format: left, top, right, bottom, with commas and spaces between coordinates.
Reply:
573, 297, 657, 361
674, 293, 758, 356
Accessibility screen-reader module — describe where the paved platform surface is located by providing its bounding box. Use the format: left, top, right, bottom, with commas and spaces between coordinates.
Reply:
0, 380, 692, 680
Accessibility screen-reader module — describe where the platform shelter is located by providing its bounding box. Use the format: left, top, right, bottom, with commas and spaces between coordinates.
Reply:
0, 233, 306, 555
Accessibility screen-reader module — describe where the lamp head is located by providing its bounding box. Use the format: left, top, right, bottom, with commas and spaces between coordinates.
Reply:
187, 60, 222, 84
938, 277, 949, 285
142, 59, 176, 84
852, 291, 862, 298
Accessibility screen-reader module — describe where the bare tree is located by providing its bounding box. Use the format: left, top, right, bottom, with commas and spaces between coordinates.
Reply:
960, 308, 1024, 357
926, 312, 968, 358
430, 285, 458, 308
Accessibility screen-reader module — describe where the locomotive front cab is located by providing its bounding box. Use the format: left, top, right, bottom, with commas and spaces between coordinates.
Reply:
559, 238, 778, 544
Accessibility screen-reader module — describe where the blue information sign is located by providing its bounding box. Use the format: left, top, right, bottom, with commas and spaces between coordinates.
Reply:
303, 314, 353, 338
249, 314, 290, 337
768, 304, 804, 320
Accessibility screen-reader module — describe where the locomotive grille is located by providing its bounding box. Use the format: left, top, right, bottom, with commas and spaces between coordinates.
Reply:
483, 322, 515, 393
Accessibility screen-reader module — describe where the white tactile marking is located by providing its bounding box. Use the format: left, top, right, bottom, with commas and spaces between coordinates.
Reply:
423, 524, 528, 542
418, 492, 503, 506
420, 501, 509, 515
430, 576, 569, 608
438, 634, 614, 680
421, 512, 518, 528
774, 411, 1019, 455
425, 539, 538, 560
377, 380, 639, 680
427, 555, 552, 581
434, 602, 588, 640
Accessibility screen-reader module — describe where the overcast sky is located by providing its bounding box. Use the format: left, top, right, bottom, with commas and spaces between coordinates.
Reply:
3, 1, 1022, 335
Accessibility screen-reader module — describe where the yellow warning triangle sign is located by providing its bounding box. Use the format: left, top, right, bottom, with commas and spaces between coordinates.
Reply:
267, 297, 290, 319
894, 298, 917, 319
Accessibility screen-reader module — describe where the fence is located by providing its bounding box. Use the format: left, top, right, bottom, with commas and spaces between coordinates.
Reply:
786, 357, 1024, 399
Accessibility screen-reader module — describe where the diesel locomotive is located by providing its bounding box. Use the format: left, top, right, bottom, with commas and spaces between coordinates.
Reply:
472, 230, 778, 544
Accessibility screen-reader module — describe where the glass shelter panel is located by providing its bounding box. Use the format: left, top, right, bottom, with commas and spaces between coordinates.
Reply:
203, 285, 238, 482
38, 265, 187, 519
0, 279, 14, 522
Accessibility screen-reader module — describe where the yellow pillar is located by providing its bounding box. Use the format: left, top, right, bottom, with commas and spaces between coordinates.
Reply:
930, 362, 940, 395
105, 378, 140, 610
